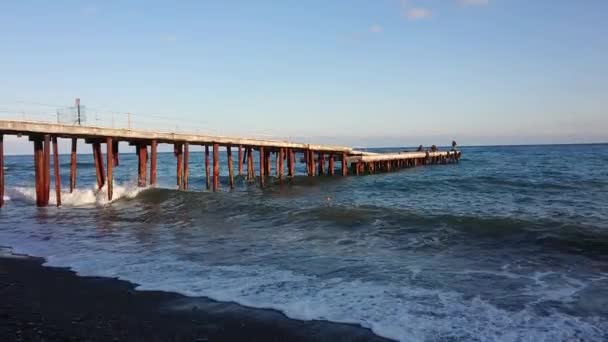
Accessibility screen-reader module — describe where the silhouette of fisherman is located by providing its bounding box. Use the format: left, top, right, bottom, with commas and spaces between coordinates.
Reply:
416, 145, 423, 152
431, 144, 437, 152
452, 140, 457, 151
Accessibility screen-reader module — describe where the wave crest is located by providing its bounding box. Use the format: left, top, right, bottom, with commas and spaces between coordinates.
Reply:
4, 183, 145, 206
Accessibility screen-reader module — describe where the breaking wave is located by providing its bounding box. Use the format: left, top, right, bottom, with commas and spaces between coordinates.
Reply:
4, 183, 146, 206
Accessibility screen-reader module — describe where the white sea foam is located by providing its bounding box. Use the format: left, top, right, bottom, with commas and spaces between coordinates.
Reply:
4, 182, 145, 206
2, 234, 606, 342
525, 272, 588, 304
457, 269, 591, 304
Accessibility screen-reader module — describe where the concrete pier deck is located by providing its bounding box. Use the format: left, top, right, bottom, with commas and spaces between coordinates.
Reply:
348, 150, 458, 162
0, 120, 352, 153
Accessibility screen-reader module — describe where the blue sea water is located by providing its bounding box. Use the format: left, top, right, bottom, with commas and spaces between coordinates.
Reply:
1, 144, 607, 341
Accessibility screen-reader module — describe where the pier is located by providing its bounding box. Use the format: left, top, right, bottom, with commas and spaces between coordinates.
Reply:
0, 120, 461, 207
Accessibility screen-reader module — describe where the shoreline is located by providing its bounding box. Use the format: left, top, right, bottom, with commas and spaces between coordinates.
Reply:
0, 253, 389, 341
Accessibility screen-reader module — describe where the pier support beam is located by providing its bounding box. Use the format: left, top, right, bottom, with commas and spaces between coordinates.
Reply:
227, 145, 234, 189
52, 136, 61, 206
112, 140, 119, 167
278, 148, 284, 179
32, 135, 51, 206
205, 145, 210, 190
304, 151, 308, 175
0, 134, 3, 208
306, 150, 314, 176
175, 143, 183, 190
262, 150, 267, 177
275, 151, 280, 178
106, 137, 113, 201
213, 143, 219, 192
242, 148, 248, 179
243, 147, 249, 180
238, 145, 243, 176
259, 147, 265, 187
342, 153, 348, 176
247, 147, 254, 180
92, 142, 105, 190
328, 154, 334, 176
150, 140, 157, 186
43, 135, 50, 205
137, 143, 148, 187
183, 143, 189, 190
317, 152, 325, 175
34, 139, 44, 206
70, 138, 77, 193
287, 148, 294, 178
356, 162, 364, 176
265, 150, 271, 177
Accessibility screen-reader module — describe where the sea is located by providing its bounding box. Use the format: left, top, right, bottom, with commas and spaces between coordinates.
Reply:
1, 144, 607, 341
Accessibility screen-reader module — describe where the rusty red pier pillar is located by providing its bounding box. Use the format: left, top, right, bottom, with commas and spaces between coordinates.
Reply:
205, 145, 210, 190
52, 136, 61, 206
150, 140, 157, 186
175, 143, 183, 190
278, 148, 284, 179
317, 152, 324, 175
33, 139, 44, 206
112, 140, 119, 167
227, 145, 234, 189
106, 137, 113, 201
259, 147, 265, 188
238, 145, 243, 176
183, 143, 189, 190
247, 147, 254, 180
92, 142, 105, 190
137, 143, 148, 187
70, 138, 77, 193
43, 135, 50, 205
286, 148, 294, 178
213, 143, 220, 191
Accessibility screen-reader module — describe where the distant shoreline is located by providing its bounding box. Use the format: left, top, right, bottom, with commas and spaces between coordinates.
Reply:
0, 252, 389, 341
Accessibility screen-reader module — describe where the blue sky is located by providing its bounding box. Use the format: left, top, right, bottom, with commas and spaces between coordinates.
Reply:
1, 0, 607, 153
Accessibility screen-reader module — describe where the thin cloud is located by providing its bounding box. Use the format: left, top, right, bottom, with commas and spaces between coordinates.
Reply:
82, 5, 98, 16
160, 34, 177, 43
458, 0, 489, 6
404, 8, 432, 20
369, 24, 384, 33
338, 32, 366, 44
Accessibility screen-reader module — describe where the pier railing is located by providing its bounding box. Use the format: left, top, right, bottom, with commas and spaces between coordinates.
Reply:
0, 108, 298, 144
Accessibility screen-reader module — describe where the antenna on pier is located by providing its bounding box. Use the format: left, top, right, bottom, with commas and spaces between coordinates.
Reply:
56, 98, 86, 125
76, 98, 81, 125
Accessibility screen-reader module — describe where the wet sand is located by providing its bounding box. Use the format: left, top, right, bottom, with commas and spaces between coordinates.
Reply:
0, 255, 389, 342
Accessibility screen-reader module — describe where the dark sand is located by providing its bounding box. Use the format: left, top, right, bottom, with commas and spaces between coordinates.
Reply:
0, 255, 389, 341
